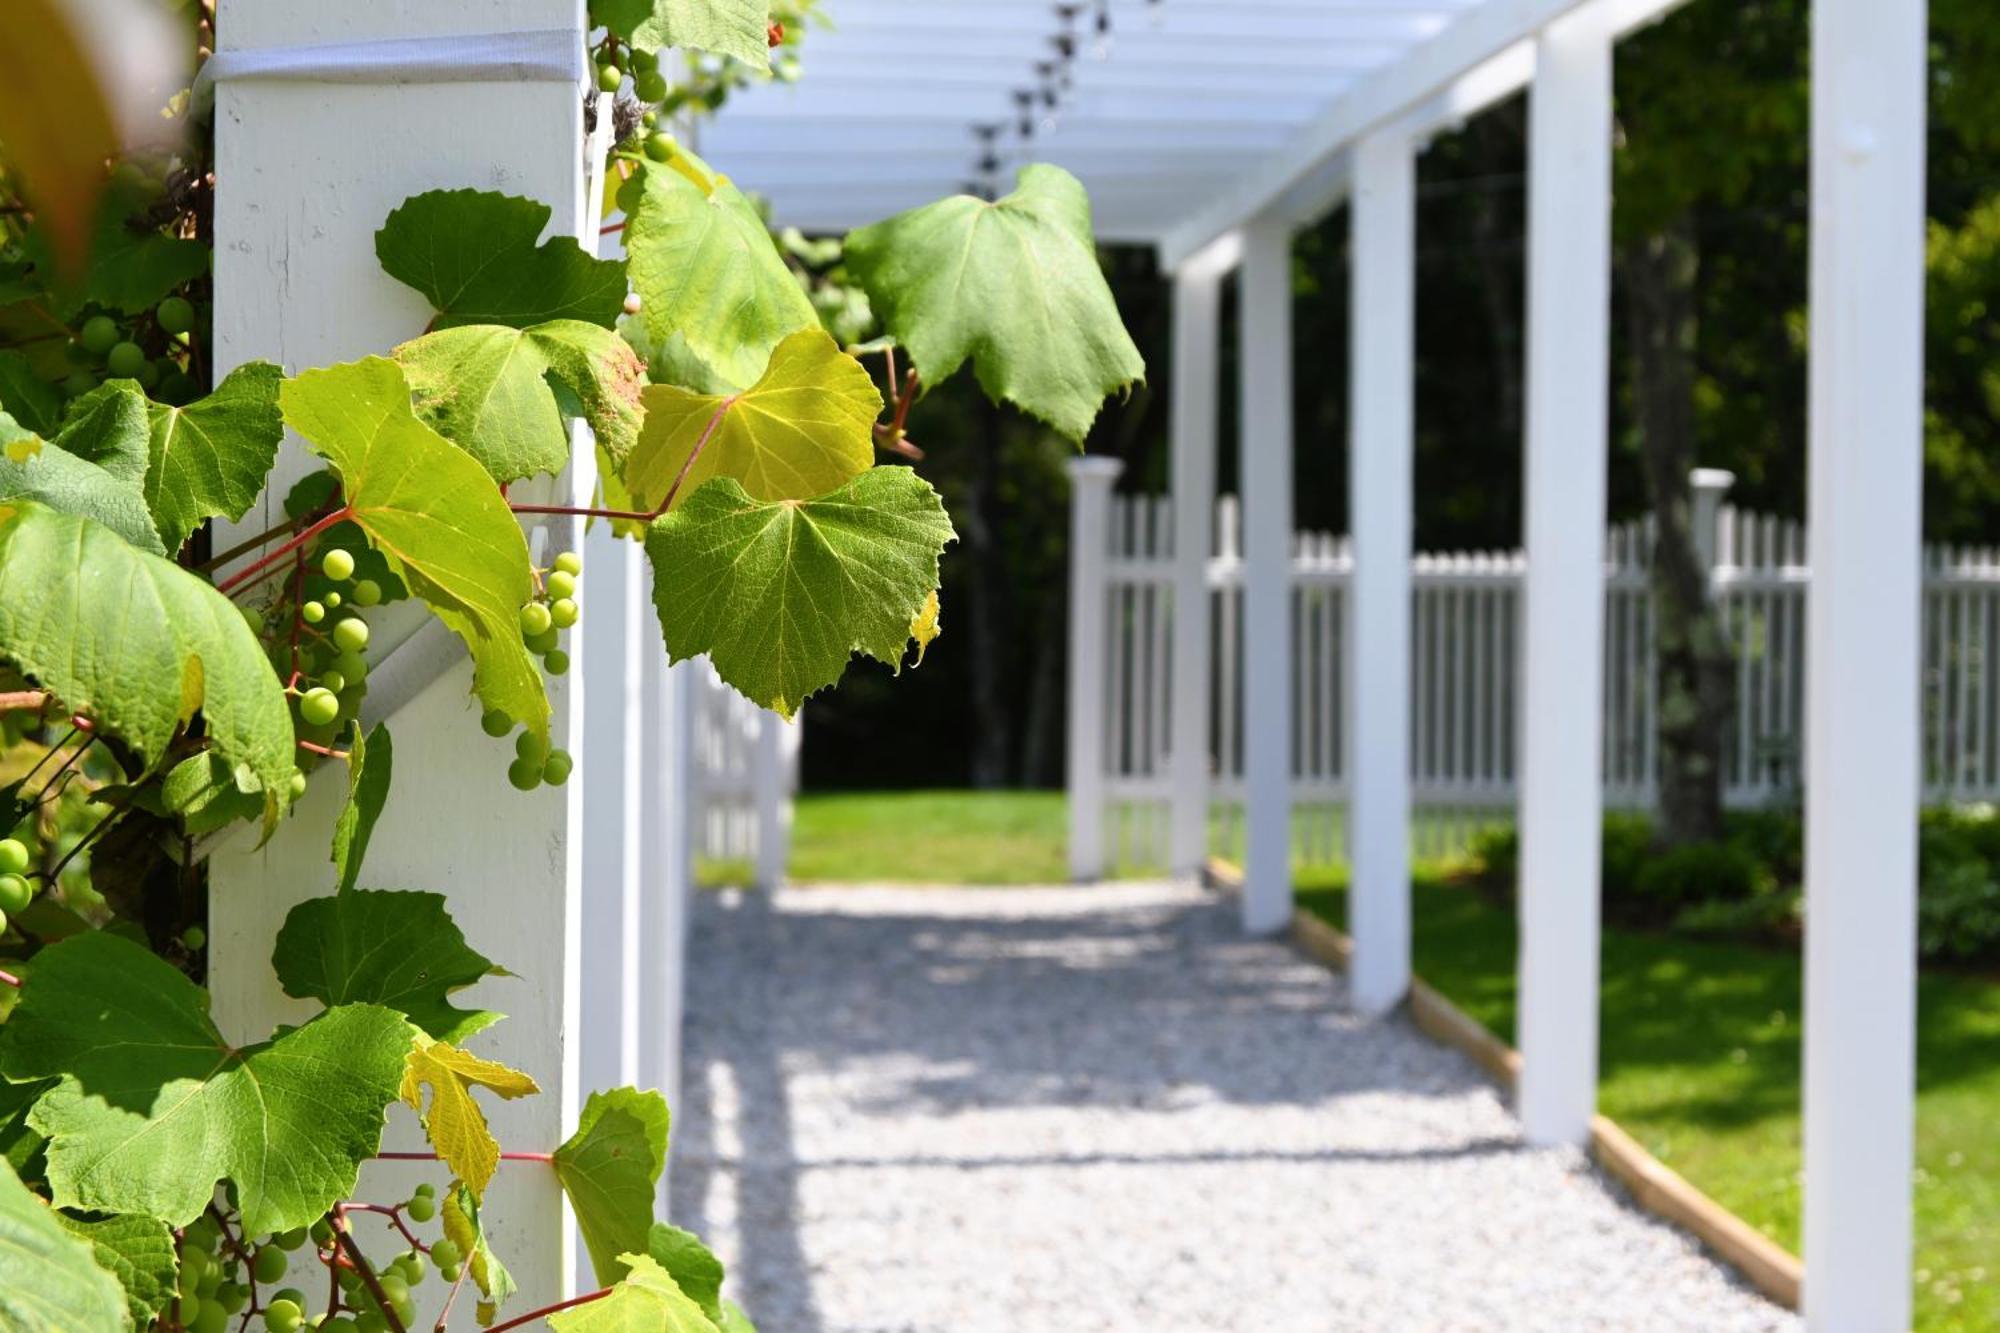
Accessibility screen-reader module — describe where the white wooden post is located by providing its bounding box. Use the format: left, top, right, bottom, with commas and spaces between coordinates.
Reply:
1690, 467, 1736, 575
645, 654, 698, 1210
1239, 217, 1295, 935
1167, 247, 1227, 877
206, 2, 592, 1303
1516, 6, 1612, 1147
1066, 456, 1122, 880
1346, 127, 1416, 1013
1803, 0, 1927, 1324
751, 711, 792, 889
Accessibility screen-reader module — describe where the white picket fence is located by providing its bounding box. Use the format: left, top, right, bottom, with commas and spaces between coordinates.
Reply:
687, 664, 801, 886
1079, 476, 2000, 869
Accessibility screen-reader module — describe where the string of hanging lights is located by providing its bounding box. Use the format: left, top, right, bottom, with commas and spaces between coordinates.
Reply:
963, 0, 1162, 199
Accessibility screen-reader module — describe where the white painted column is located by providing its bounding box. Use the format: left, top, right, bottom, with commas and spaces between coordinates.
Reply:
1238, 217, 1295, 935
207, 1, 592, 1304
1802, 0, 1927, 1325
1515, 7, 1612, 1147
1167, 247, 1227, 876
644, 654, 698, 1211
751, 711, 792, 889
1066, 456, 1122, 880
1346, 128, 1417, 1013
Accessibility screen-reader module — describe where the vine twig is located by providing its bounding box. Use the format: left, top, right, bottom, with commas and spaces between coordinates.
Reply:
331, 1205, 410, 1333
484, 1288, 612, 1332
215, 508, 353, 596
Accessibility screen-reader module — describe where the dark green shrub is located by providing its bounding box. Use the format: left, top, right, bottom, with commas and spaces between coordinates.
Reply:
1601, 812, 1658, 898
1673, 886, 1801, 939
1628, 840, 1770, 925
1918, 805, 2000, 965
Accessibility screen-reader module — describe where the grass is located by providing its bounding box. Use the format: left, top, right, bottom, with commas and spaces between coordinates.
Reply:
783, 789, 1077, 885
1296, 868, 2000, 1332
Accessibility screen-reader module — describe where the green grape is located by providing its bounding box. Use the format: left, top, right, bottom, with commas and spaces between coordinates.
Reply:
157, 370, 202, 405
393, 1300, 416, 1328
438, 1263, 462, 1284
252, 1244, 288, 1284
413, 1182, 435, 1198
629, 45, 658, 73
479, 708, 512, 738
157, 296, 196, 334
549, 597, 579, 629
634, 69, 669, 102
324, 1320, 359, 1333
0, 875, 28, 914
525, 627, 560, 655
0, 907, 9, 935
302, 600, 326, 624
288, 772, 309, 799
215, 1282, 250, 1314
351, 579, 382, 606
332, 617, 370, 652
542, 749, 574, 786
597, 61, 624, 92
192, 1298, 229, 1333
136, 358, 162, 390
404, 1193, 435, 1223
332, 651, 369, 682
506, 757, 542, 792
241, 605, 267, 635
396, 1249, 427, 1282
644, 131, 677, 162
544, 570, 577, 600
324, 591, 343, 609
179, 1244, 211, 1281
300, 688, 341, 727
275, 1229, 309, 1252
519, 602, 552, 638
60, 368, 100, 398
309, 1219, 334, 1248
515, 730, 550, 765
181, 925, 206, 951
264, 1297, 302, 1332
427, 1239, 461, 1270
375, 1275, 409, 1305
272, 1286, 307, 1310
543, 649, 570, 677
80, 314, 121, 355
641, 108, 659, 128
553, 551, 582, 577
0, 837, 28, 875
183, 1217, 220, 1248
322, 548, 356, 581
105, 340, 146, 378
320, 671, 348, 695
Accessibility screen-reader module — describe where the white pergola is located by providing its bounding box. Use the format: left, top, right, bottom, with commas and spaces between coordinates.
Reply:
720, 1, 1928, 1328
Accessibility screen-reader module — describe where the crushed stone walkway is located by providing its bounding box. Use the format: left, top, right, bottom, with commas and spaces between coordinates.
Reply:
671, 880, 1795, 1333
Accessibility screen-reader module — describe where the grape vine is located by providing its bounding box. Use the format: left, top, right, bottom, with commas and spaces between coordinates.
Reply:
0, 0, 1143, 1330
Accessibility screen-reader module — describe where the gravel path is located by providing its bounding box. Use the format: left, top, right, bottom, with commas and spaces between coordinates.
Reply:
671, 880, 1795, 1333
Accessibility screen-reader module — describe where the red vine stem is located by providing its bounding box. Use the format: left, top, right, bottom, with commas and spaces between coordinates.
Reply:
297, 740, 351, 759
433, 1259, 471, 1333
509, 394, 734, 526
0, 969, 21, 989
331, 1205, 409, 1333
216, 508, 353, 595
344, 1201, 429, 1252
485, 1288, 612, 1332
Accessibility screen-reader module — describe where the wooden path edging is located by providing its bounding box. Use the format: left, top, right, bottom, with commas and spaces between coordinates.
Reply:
1203, 858, 1803, 1310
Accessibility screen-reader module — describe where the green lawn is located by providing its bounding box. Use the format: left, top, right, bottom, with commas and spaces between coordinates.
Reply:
1297, 869, 2000, 1332
785, 789, 1077, 884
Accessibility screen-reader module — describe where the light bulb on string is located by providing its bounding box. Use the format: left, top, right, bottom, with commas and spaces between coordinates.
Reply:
1091, 2, 1113, 59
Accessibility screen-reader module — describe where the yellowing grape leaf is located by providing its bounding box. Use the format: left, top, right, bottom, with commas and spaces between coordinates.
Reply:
623, 329, 879, 512
908, 590, 941, 667
376, 190, 628, 330
442, 1179, 516, 1324
555, 1087, 671, 1287
0, 502, 298, 809
0, 1159, 129, 1333
620, 154, 818, 393
598, 0, 771, 67
0, 932, 412, 1234
279, 358, 548, 739
844, 164, 1144, 442
645, 469, 954, 717
395, 320, 646, 483
400, 1038, 539, 1201
549, 1253, 719, 1333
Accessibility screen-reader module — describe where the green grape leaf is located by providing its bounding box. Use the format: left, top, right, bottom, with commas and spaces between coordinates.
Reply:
0, 502, 299, 807
139, 359, 285, 555
843, 164, 1145, 442
0, 350, 62, 435
623, 328, 879, 512
400, 1038, 538, 1202
279, 358, 548, 739
160, 751, 265, 834
0, 1158, 129, 1333
55, 380, 150, 484
620, 153, 818, 393
55, 1210, 178, 1329
330, 721, 392, 895
0, 932, 412, 1233
376, 190, 627, 330
645, 469, 954, 717
0, 408, 165, 553
85, 177, 208, 315
0, 1075, 49, 1177
718, 1301, 758, 1333
549, 1252, 719, 1333
647, 1224, 725, 1323
555, 1088, 671, 1287
395, 320, 645, 483
273, 887, 502, 1044
598, 0, 771, 67
441, 1180, 516, 1323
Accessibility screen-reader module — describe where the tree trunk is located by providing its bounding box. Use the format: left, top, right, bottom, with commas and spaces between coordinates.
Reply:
962, 396, 1016, 787
1623, 216, 1734, 846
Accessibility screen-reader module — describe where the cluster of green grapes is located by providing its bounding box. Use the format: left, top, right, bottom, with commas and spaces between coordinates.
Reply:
168, 1184, 460, 1333
480, 551, 580, 791
587, 0, 808, 148
63, 296, 203, 405
0, 835, 33, 937
285, 547, 379, 760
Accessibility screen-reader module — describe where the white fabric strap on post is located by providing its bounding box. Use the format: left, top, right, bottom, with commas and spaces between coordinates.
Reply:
194, 29, 584, 110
